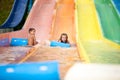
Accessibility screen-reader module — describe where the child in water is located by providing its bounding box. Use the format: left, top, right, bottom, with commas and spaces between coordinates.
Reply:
28, 28, 38, 46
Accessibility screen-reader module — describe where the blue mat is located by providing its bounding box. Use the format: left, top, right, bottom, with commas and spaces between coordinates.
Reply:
0, 38, 9, 46
0, 61, 60, 80
50, 41, 70, 48
10, 38, 28, 46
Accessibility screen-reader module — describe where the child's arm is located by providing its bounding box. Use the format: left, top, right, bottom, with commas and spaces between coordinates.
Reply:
33, 36, 38, 45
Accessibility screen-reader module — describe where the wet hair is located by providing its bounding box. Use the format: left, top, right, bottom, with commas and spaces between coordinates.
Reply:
58, 33, 69, 43
29, 28, 35, 33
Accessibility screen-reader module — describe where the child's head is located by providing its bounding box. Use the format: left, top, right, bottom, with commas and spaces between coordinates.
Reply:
59, 33, 69, 43
29, 28, 36, 35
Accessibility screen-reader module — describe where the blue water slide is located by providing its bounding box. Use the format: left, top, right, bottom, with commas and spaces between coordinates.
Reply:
112, 0, 120, 15
28, 0, 33, 12
0, 0, 28, 28
0, 61, 60, 80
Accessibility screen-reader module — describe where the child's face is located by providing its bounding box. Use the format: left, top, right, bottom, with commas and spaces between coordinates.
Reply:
30, 30, 36, 35
61, 35, 67, 42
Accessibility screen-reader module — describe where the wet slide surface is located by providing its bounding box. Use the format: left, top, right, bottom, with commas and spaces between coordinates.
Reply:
50, 0, 76, 43
83, 41, 120, 64
25, 46, 80, 79
76, 0, 120, 64
0, 47, 30, 65
94, 0, 120, 44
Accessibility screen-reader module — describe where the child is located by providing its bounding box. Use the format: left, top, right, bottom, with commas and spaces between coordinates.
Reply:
42, 33, 70, 47
28, 28, 38, 46
58, 33, 76, 47
58, 33, 70, 44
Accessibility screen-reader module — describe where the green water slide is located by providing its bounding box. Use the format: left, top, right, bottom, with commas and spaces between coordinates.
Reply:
94, 0, 120, 44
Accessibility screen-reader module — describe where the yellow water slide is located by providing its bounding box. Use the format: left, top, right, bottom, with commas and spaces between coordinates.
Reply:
75, 0, 102, 62
76, 0, 102, 41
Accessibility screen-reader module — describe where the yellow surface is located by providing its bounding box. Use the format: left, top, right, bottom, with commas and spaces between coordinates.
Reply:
75, 9, 90, 63
103, 38, 120, 49
75, 0, 103, 62
76, 0, 102, 41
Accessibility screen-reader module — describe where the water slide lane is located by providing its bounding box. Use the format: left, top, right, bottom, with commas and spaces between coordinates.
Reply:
76, 0, 102, 62
0, 0, 28, 28
76, 0, 102, 41
50, 0, 76, 44
94, 0, 120, 44
76, 0, 120, 64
